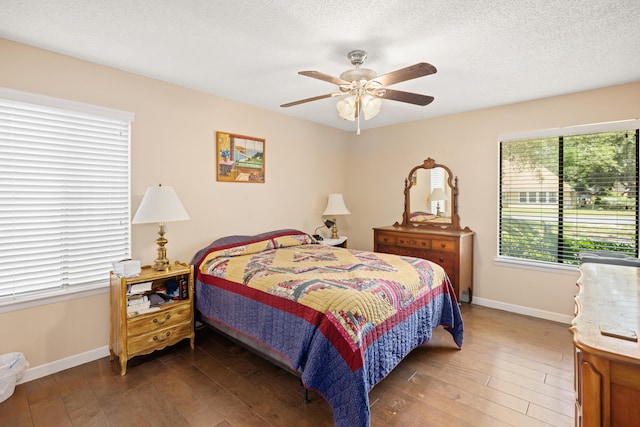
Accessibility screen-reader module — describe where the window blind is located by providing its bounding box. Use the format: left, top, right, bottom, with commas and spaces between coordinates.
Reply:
499, 121, 639, 266
430, 167, 445, 213
0, 93, 132, 301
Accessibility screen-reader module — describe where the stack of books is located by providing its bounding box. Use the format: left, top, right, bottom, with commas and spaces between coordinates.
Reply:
126, 281, 158, 316
126, 294, 150, 316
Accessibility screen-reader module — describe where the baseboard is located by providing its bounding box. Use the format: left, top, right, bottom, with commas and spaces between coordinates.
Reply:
472, 297, 573, 325
17, 345, 110, 385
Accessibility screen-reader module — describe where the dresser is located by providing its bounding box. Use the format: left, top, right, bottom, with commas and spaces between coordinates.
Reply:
571, 263, 640, 426
373, 225, 474, 303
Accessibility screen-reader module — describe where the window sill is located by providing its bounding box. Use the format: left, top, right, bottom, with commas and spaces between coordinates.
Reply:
494, 256, 579, 275
0, 284, 108, 314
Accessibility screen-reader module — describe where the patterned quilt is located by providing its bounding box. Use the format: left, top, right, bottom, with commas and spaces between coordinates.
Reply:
193, 229, 463, 427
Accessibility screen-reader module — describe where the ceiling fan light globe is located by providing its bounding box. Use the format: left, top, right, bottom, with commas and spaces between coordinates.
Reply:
362, 95, 382, 120
337, 97, 356, 121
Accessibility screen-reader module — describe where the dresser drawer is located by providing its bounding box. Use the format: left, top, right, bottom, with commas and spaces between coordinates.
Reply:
431, 239, 456, 252
425, 250, 455, 269
127, 304, 192, 337
426, 251, 456, 279
375, 232, 397, 245
396, 235, 431, 250
128, 321, 192, 356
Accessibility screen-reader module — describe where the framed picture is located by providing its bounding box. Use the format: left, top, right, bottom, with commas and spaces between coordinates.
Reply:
216, 131, 265, 183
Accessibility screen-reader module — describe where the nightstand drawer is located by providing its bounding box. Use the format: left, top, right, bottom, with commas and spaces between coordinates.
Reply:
127, 304, 192, 337
128, 321, 192, 356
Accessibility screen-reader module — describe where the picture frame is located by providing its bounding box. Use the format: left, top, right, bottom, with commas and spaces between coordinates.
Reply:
216, 131, 265, 183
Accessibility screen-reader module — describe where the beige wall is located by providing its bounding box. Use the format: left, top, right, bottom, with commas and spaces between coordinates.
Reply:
0, 38, 351, 369
346, 82, 640, 319
1, 37, 639, 372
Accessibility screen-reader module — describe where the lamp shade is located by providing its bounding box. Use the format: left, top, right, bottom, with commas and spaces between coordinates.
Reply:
132, 184, 190, 224
429, 187, 448, 202
323, 193, 351, 216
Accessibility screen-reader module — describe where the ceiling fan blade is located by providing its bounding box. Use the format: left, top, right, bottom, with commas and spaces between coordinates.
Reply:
280, 93, 334, 108
379, 89, 434, 106
374, 62, 437, 86
299, 71, 350, 86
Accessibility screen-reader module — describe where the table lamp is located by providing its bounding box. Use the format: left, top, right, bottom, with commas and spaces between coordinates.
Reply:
132, 184, 190, 271
429, 187, 448, 218
322, 193, 351, 239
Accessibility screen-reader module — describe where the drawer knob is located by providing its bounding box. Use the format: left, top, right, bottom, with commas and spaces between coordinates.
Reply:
153, 331, 171, 342
438, 257, 445, 263
440, 243, 446, 248
153, 314, 171, 325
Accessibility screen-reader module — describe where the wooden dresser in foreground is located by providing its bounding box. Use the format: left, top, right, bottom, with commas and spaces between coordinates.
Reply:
109, 262, 194, 375
373, 226, 474, 303
571, 263, 640, 427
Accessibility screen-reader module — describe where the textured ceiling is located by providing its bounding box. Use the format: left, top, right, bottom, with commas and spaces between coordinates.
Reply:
1, 1, 639, 132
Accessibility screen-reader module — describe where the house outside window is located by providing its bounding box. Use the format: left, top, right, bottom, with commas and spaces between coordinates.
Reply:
499, 120, 639, 267
538, 192, 547, 204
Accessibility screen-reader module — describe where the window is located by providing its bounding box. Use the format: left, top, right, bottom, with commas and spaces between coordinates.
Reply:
538, 192, 547, 204
0, 88, 134, 303
499, 120, 639, 266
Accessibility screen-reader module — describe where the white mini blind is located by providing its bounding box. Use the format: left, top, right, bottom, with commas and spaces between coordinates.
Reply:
499, 120, 639, 266
430, 167, 445, 213
0, 92, 132, 301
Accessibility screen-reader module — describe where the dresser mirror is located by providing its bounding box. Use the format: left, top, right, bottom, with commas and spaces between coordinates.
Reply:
396, 158, 462, 230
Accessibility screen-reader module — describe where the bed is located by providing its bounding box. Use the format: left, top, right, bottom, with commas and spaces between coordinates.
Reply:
191, 229, 463, 427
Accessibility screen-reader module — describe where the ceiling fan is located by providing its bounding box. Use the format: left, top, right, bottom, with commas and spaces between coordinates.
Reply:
280, 50, 437, 133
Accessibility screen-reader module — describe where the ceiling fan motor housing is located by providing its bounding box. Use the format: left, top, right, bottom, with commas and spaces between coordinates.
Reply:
341, 50, 377, 82
340, 68, 377, 82
347, 50, 367, 66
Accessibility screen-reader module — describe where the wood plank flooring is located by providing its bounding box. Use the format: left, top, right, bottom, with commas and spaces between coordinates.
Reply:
0, 304, 575, 426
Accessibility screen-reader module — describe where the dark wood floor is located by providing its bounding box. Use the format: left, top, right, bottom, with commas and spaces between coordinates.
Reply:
0, 304, 575, 426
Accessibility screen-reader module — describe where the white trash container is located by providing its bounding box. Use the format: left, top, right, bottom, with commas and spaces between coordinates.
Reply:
0, 352, 28, 403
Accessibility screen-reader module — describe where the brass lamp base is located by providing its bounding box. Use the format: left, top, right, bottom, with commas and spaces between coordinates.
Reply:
330, 217, 339, 239
153, 222, 171, 271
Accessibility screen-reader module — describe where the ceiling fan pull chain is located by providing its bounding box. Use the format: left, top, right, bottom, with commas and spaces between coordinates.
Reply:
357, 100, 361, 135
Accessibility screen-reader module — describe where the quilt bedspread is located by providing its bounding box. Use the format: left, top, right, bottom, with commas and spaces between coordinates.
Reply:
193, 230, 463, 427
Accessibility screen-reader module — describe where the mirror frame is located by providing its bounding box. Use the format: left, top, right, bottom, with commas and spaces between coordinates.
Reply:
394, 158, 464, 230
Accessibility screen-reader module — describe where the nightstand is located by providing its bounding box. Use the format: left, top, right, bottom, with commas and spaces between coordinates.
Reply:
109, 262, 194, 375
321, 236, 347, 248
